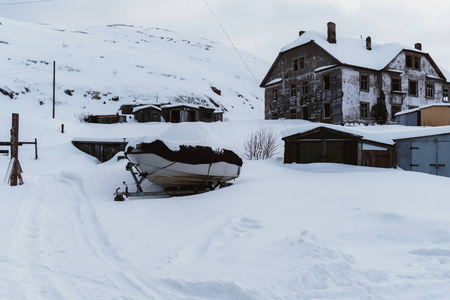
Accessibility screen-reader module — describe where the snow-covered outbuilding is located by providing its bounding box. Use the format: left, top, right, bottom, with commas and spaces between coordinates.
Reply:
395, 103, 450, 126
394, 127, 450, 177
261, 22, 450, 124
282, 124, 395, 168
133, 104, 163, 122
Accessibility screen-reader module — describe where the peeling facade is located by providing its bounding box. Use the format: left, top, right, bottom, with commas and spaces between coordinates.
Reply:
261, 23, 450, 124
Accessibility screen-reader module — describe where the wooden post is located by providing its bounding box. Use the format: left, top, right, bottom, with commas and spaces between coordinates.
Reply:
10, 113, 23, 186
35, 138, 38, 160
53, 61, 56, 119
61, 124, 64, 133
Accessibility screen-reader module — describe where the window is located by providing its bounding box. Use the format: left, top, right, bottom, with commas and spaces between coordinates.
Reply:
444, 87, 449, 102
360, 102, 369, 118
408, 80, 418, 96
290, 109, 297, 119
360, 74, 369, 91
324, 103, 331, 118
323, 75, 331, 90
302, 81, 309, 95
406, 54, 421, 70
426, 82, 435, 98
299, 57, 305, 69
290, 84, 297, 97
391, 77, 401, 91
391, 105, 401, 120
272, 89, 278, 101
293, 58, 298, 72
302, 106, 309, 120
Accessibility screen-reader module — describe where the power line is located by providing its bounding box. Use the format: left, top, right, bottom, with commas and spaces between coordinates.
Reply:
202, 0, 262, 91
0, 0, 53, 6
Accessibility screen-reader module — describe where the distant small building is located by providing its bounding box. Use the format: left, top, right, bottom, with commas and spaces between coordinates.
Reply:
396, 104, 450, 126
133, 105, 163, 122
282, 124, 395, 168
85, 114, 126, 124
119, 104, 146, 114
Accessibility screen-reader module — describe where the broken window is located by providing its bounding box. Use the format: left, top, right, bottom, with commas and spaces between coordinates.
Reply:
302, 81, 309, 95
324, 103, 331, 118
443, 87, 449, 102
391, 77, 401, 91
360, 102, 369, 118
391, 105, 401, 120
408, 80, 418, 96
293, 58, 298, 72
360, 74, 369, 91
323, 75, 331, 90
426, 82, 435, 98
290, 84, 297, 97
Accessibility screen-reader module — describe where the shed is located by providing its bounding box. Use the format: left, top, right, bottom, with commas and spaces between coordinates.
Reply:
214, 111, 224, 122
282, 124, 395, 168
133, 105, 163, 122
161, 104, 200, 123
394, 127, 450, 177
396, 104, 450, 126
199, 106, 215, 122
85, 114, 126, 124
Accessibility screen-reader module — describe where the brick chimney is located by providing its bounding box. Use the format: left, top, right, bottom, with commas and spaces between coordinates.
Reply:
415, 43, 422, 51
366, 36, 372, 50
327, 22, 336, 44
299, 30, 305, 37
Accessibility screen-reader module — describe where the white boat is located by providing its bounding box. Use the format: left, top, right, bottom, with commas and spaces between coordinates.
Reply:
125, 139, 243, 189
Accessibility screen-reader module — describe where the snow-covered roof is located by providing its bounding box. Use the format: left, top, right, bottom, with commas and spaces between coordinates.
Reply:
132, 104, 162, 113
265, 78, 282, 86
280, 31, 419, 71
160, 103, 212, 110
281, 123, 394, 145
395, 103, 450, 117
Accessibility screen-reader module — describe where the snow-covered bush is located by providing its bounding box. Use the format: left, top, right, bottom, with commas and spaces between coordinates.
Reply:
243, 125, 279, 160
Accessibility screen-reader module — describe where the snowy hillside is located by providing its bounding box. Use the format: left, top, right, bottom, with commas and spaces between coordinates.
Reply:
0, 17, 268, 120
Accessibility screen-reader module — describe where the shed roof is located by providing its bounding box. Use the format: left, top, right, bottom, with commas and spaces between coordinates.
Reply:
395, 103, 450, 117
282, 123, 395, 146
133, 104, 162, 113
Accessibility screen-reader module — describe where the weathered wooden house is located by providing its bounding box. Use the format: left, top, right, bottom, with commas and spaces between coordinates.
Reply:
133, 105, 163, 122
160, 104, 218, 123
396, 103, 450, 126
282, 124, 395, 168
261, 22, 450, 124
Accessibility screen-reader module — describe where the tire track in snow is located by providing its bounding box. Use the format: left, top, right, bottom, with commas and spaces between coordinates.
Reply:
8, 172, 169, 299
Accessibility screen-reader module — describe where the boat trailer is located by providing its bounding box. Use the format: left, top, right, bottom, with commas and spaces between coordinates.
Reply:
114, 162, 216, 201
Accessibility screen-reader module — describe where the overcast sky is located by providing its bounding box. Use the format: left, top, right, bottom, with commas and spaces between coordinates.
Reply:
1, 0, 450, 71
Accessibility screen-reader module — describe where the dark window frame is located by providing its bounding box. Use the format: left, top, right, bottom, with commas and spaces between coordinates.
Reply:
360, 73, 369, 91
360, 102, 369, 119
408, 80, 418, 96
426, 82, 435, 98
324, 103, 331, 118
391, 77, 401, 92
302, 81, 309, 95
293, 58, 298, 72
406, 54, 421, 70
272, 89, 278, 101
290, 84, 297, 98
302, 106, 309, 120
323, 75, 331, 90
299, 56, 305, 69
443, 87, 449, 102
391, 104, 401, 120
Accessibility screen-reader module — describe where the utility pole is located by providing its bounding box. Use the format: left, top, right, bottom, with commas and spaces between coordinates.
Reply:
53, 61, 56, 119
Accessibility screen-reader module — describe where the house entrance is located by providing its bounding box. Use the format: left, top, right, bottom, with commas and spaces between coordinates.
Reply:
171, 111, 181, 123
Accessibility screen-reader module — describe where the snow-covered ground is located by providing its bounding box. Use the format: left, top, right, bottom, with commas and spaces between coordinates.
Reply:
2, 17, 450, 300
1, 114, 450, 299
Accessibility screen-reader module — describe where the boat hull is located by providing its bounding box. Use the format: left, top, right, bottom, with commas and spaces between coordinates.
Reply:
126, 152, 241, 189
